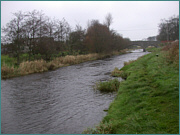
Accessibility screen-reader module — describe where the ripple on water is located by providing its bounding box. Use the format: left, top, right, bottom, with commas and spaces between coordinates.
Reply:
1, 50, 149, 134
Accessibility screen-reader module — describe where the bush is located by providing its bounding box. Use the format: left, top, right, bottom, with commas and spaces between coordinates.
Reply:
162, 40, 179, 68
96, 79, 120, 92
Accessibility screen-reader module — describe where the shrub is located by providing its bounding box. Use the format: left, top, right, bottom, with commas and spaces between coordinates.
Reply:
162, 40, 179, 68
96, 79, 120, 92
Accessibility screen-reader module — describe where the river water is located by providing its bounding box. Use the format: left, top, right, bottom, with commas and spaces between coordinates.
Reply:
1, 49, 149, 134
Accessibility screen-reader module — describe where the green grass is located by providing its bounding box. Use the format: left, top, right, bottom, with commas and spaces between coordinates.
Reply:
96, 79, 120, 92
146, 47, 159, 52
1, 49, 130, 79
1, 55, 17, 67
84, 47, 179, 134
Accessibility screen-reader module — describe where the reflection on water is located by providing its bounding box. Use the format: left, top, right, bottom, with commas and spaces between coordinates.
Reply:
1, 50, 149, 134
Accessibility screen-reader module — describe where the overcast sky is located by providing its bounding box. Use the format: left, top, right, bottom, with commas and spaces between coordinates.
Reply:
1, 1, 179, 41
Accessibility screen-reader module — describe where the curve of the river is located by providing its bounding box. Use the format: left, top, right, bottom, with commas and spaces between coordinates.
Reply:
1, 49, 149, 134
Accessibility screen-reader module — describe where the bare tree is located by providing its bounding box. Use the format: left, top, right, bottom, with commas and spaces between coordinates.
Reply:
46, 18, 56, 38
69, 24, 85, 53
54, 18, 67, 42
36, 11, 48, 38
24, 10, 41, 60
104, 13, 113, 29
85, 20, 112, 53
157, 15, 179, 41
2, 11, 25, 64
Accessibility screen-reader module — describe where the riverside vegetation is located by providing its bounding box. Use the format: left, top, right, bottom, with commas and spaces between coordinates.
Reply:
95, 78, 120, 92
1, 50, 128, 79
83, 41, 179, 134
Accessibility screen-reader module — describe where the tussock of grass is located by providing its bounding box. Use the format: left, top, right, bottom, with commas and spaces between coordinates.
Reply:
1, 63, 16, 79
111, 67, 121, 77
85, 43, 179, 134
124, 60, 136, 66
96, 79, 120, 92
19, 59, 49, 74
111, 67, 129, 79
83, 121, 113, 134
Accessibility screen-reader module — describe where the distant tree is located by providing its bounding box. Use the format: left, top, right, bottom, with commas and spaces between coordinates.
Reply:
54, 18, 69, 42
157, 15, 179, 41
147, 36, 157, 41
54, 18, 71, 51
45, 18, 56, 38
36, 37, 56, 61
122, 38, 131, 49
85, 20, 112, 53
69, 24, 86, 54
24, 10, 41, 60
110, 30, 130, 51
111, 30, 124, 51
2, 11, 25, 64
36, 11, 48, 38
104, 13, 113, 29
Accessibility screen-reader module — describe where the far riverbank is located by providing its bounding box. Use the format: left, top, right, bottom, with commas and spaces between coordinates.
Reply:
1, 50, 128, 79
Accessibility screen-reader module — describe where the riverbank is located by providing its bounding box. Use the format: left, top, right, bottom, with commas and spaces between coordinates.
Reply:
1, 50, 128, 79
83, 41, 179, 134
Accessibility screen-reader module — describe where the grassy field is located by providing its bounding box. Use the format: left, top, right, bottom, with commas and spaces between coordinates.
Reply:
83, 41, 179, 134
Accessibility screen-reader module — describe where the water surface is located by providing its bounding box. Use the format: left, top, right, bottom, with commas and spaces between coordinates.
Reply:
1, 49, 149, 134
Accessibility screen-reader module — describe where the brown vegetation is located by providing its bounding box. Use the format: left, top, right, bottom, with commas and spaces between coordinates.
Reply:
2, 51, 128, 79
124, 60, 136, 66
161, 40, 179, 68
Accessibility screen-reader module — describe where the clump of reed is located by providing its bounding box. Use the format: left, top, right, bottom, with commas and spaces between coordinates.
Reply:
111, 67, 122, 77
96, 79, 120, 92
83, 121, 113, 134
76, 53, 99, 62
19, 59, 49, 74
1, 63, 16, 79
124, 60, 136, 66
56, 53, 99, 65
49, 58, 65, 69
111, 67, 129, 79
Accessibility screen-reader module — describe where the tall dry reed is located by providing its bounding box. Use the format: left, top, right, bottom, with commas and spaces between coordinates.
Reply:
162, 40, 179, 67
1, 63, 15, 79
2, 52, 127, 79
19, 59, 48, 74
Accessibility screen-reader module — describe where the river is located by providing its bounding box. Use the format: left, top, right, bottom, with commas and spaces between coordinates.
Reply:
1, 49, 149, 134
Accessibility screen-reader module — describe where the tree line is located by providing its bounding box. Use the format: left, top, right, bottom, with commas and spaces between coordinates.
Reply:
1, 10, 130, 63
157, 15, 179, 41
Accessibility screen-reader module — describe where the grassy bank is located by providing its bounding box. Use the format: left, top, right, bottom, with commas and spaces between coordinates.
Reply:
1, 50, 128, 79
83, 41, 179, 134
95, 79, 120, 92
